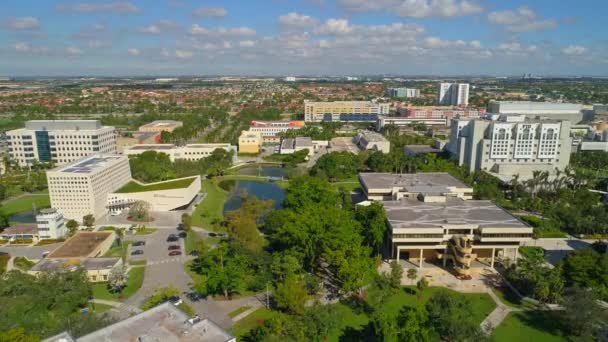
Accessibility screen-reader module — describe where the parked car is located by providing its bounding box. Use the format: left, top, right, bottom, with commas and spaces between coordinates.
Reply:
178, 232, 187, 238
132, 241, 146, 247
168, 296, 182, 306
186, 292, 204, 302
208, 232, 217, 237
131, 250, 144, 255
176, 223, 184, 231
189, 250, 200, 257
168, 250, 182, 256
166, 234, 179, 242
110, 209, 122, 216
168, 245, 181, 251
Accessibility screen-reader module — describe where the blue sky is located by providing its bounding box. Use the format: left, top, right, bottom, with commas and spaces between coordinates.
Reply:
0, 0, 606, 76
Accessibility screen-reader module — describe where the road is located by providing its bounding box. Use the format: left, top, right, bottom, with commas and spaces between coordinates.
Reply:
521, 237, 602, 265
0, 242, 62, 260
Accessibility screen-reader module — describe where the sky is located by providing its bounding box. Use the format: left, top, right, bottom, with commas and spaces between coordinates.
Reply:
0, 0, 607, 76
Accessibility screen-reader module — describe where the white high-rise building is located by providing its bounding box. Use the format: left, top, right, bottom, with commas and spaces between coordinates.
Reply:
36, 208, 67, 240
437, 83, 469, 106
47, 155, 131, 221
7, 120, 116, 167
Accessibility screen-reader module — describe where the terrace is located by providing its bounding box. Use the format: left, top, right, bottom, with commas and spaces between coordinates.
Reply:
115, 177, 196, 193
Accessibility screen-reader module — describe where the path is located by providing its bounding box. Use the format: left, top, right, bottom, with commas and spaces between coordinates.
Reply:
5, 256, 15, 272
90, 299, 143, 320
481, 288, 519, 334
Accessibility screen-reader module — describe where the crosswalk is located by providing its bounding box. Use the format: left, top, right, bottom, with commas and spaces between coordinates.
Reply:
145, 257, 191, 266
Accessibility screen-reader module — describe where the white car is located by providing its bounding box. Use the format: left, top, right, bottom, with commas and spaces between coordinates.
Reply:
110, 209, 122, 216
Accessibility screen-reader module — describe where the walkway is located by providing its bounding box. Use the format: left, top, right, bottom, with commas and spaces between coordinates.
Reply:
90, 299, 142, 320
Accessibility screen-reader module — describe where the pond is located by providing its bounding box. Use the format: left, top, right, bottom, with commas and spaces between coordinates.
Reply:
10, 211, 37, 223
222, 180, 285, 213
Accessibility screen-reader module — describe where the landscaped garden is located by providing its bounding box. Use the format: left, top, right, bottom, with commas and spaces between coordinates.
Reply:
115, 177, 196, 193
191, 179, 227, 230
0, 193, 50, 218
491, 311, 569, 342
91, 266, 145, 301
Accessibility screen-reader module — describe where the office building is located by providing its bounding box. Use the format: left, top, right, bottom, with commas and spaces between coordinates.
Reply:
437, 83, 469, 106
447, 116, 572, 182
116, 131, 160, 152
359, 172, 473, 201
30, 257, 122, 283
304, 101, 389, 122
249, 121, 305, 144
238, 130, 263, 153
279, 137, 313, 156
488, 101, 584, 123
386, 87, 420, 98
47, 155, 131, 221
124, 143, 236, 162
284, 76, 297, 82
36, 208, 67, 240
353, 130, 391, 153
138, 120, 183, 133
383, 106, 485, 127
7, 120, 116, 167
593, 104, 608, 120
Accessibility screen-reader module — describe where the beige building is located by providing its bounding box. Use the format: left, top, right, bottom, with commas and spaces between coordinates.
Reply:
123, 143, 236, 162
30, 257, 122, 283
359, 172, 473, 201
354, 130, 391, 153
7, 120, 117, 167
138, 120, 183, 133
304, 101, 389, 122
116, 132, 160, 152
238, 130, 263, 154
47, 155, 131, 221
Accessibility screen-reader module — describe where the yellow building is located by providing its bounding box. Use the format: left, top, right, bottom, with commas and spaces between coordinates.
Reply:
238, 130, 262, 154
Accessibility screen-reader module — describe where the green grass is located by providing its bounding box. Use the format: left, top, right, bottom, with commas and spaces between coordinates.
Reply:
184, 260, 206, 285
103, 241, 133, 259
177, 302, 196, 316
333, 182, 362, 193
129, 260, 147, 266
491, 311, 569, 342
115, 177, 196, 193
86, 302, 114, 314
229, 305, 252, 318
0, 194, 51, 216
191, 179, 228, 230
519, 246, 545, 260
134, 228, 157, 235
91, 266, 145, 302
232, 308, 280, 338
0, 254, 10, 274
491, 287, 538, 309
185, 230, 200, 254
13, 257, 35, 271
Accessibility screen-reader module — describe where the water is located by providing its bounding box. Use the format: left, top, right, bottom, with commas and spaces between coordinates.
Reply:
10, 211, 37, 223
222, 168, 286, 213
237, 166, 287, 178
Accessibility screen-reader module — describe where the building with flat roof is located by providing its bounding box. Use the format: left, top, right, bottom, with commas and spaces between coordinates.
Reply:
6, 120, 116, 167
488, 101, 584, 123
78, 302, 235, 342
447, 117, 572, 182
124, 143, 236, 162
359, 173, 473, 201
391, 106, 485, 127
304, 100, 389, 122
30, 257, 122, 282
36, 208, 67, 240
138, 120, 183, 133
280, 136, 313, 156
437, 83, 469, 106
117, 131, 160, 152
238, 130, 262, 154
47, 231, 115, 259
47, 155, 131, 221
107, 176, 201, 212
249, 121, 305, 144
0, 224, 39, 243
404, 144, 443, 156
354, 130, 391, 153
386, 88, 420, 98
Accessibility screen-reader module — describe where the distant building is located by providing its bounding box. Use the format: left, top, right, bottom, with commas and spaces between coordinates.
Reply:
488, 101, 584, 124
353, 130, 391, 153
593, 104, 608, 119
284, 76, 297, 82
36, 208, 67, 240
386, 87, 420, 98
380, 106, 485, 127
123, 143, 236, 162
404, 144, 444, 156
117, 132, 160, 152
47, 155, 131, 221
437, 83, 469, 106
447, 116, 572, 182
249, 121, 305, 144
304, 101, 389, 123
138, 120, 183, 133
359, 172, 473, 201
238, 130, 263, 154
280, 137, 313, 156
7, 120, 117, 167
0, 224, 39, 243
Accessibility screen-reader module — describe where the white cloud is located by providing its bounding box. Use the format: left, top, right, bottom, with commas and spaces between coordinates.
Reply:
239, 40, 256, 47
5, 17, 40, 30
128, 48, 140, 56
278, 12, 318, 30
562, 45, 588, 56
56, 1, 140, 14
14, 42, 49, 54
488, 6, 557, 32
15, 42, 31, 52
315, 19, 353, 35
65, 47, 83, 56
175, 50, 194, 59
189, 24, 256, 37
137, 20, 179, 34
193, 7, 227, 18
337, 0, 483, 18
87, 40, 111, 48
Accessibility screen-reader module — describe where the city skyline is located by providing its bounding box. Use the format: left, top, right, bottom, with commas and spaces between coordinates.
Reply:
1, 0, 607, 76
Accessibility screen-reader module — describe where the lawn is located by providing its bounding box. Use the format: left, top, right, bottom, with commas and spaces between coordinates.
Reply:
232, 308, 281, 338
185, 230, 200, 254
191, 179, 228, 230
229, 305, 252, 318
86, 302, 114, 314
491, 311, 569, 342
0, 254, 9, 274
103, 241, 133, 259
491, 287, 538, 309
91, 266, 145, 302
13, 257, 35, 271
519, 246, 545, 260
184, 260, 205, 285
115, 177, 196, 193
134, 228, 157, 235
0, 194, 51, 216
332, 182, 362, 193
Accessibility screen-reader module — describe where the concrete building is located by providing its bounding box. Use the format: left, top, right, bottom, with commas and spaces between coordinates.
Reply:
30, 257, 122, 283
376, 115, 449, 128
7, 120, 116, 167
386, 87, 420, 98
359, 173, 473, 201
47, 231, 116, 259
447, 116, 572, 182
36, 208, 67, 240
304, 101, 390, 122
47, 155, 131, 221
107, 176, 202, 212
238, 130, 263, 154
488, 101, 584, 123
279, 137, 313, 156
284, 76, 297, 82
116, 131, 160, 152
593, 104, 608, 120
138, 120, 183, 133
249, 121, 305, 144
78, 302, 235, 342
123, 143, 236, 162
0, 224, 40, 243
353, 130, 391, 153
437, 83, 469, 106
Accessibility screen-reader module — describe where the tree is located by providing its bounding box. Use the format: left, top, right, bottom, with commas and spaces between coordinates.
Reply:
281, 176, 340, 210
271, 253, 302, 281
0, 328, 39, 342
129, 201, 151, 222
370, 311, 398, 342
426, 291, 483, 341
311, 151, 361, 181
181, 213, 192, 231
389, 260, 403, 289
274, 276, 309, 315
560, 288, 603, 337
66, 219, 79, 235
141, 287, 181, 310
354, 202, 388, 255
396, 306, 431, 342
0, 214, 9, 231
108, 264, 128, 293
407, 268, 418, 283
417, 278, 429, 293
128, 151, 176, 182
190, 243, 248, 299
303, 305, 341, 342
82, 214, 95, 229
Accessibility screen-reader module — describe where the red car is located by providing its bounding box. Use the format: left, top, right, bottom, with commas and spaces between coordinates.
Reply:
168, 245, 181, 251
169, 250, 182, 256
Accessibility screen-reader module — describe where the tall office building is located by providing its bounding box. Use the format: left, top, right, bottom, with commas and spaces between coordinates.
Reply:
304, 101, 390, 122
437, 83, 469, 106
386, 88, 421, 98
488, 101, 584, 123
249, 121, 305, 143
47, 155, 131, 221
447, 115, 572, 182
7, 120, 116, 167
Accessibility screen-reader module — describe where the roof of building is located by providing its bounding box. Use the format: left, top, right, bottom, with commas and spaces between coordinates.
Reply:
39, 208, 59, 215
1, 224, 38, 236
359, 172, 471, 193
295, 136, 312, 147
24, 120, 103, 131
78, 302, 234, 342
51, 154, 126, 174
47, 231, 114, 258
128, 144, 175, 150
358, 130, 388, 142
250, 120, 305, 127
384, 198, 529, 229
139, 120, 183, 128
404, 145, 442, 155
115, 177, 197, 193
31, 257, 120, 272
305, 100, 384, 106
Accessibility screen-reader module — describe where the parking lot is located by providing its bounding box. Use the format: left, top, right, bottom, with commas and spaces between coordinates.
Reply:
330, 137, 359, 154
125, 229, 188, 264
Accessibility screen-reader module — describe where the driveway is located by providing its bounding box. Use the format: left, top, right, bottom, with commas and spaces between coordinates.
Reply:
522, 237, 597, 265
0, 243, 62, 260
97, 211, 182, 228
